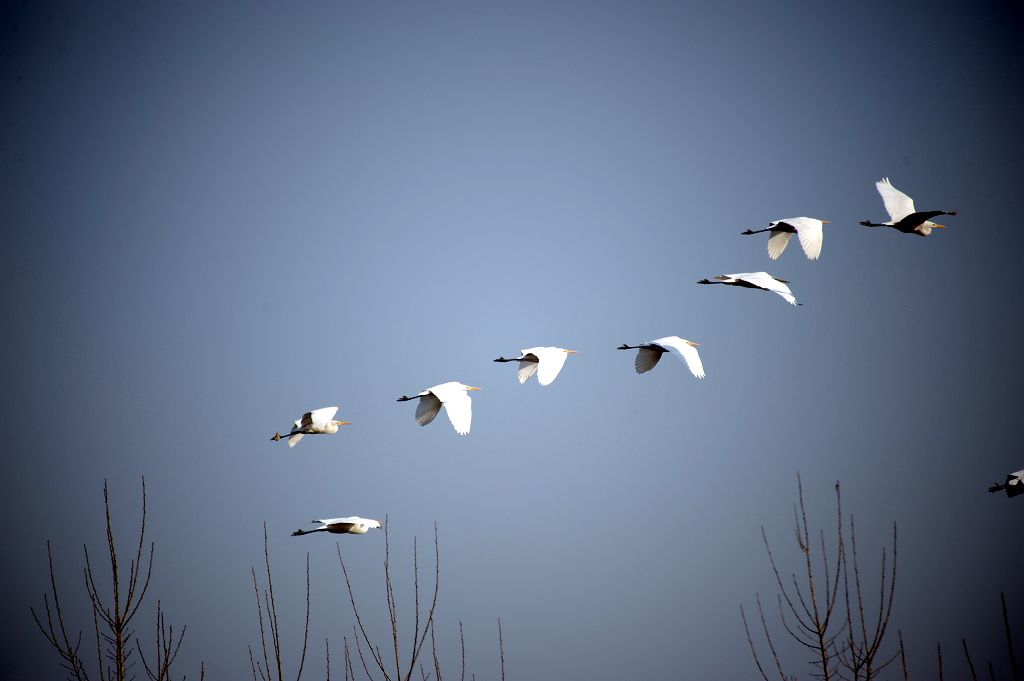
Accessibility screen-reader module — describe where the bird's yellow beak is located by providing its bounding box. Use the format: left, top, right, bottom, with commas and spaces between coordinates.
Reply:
566, 350, 578, 354
933, 223, 947, 229
687, 341, 700, 346
466, 386, 481, 391
822, 220, 831, 224
335, 421, 352, 425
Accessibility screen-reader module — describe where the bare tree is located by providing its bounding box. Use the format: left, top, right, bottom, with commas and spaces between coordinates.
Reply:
31, 477, 201, 681
742, 474, 899, 681
249, 522, 310, 681
336, 518, 505, 681
835, 509, 899, 679
957, 592, 1019, 681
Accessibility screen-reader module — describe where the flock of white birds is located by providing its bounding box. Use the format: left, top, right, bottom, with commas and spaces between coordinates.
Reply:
271, 177, 1015, 537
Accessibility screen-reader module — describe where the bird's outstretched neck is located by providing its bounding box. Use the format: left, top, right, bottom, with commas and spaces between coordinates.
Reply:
292, 527, 326, 536
860, 220, 886, 227
989, 483, 1006, 494
493, 357, 516, 363
618, 344, 641, 350
741, 228, 771, 235
697, 279, 718, 285
396, 395, 416, 402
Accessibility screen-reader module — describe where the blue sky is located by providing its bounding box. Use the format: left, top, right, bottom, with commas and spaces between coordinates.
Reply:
3, 2, 1023, 679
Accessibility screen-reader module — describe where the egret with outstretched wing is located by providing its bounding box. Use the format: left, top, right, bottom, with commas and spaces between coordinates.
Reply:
618, 337, 705, 378
292, 517, 382, 536
397, 382, 481, 435
742, 217, 828, 260
697, 272, 799, 306
271, 407, 350, 447
494, 347, 578, 386
860, 178, 956, 235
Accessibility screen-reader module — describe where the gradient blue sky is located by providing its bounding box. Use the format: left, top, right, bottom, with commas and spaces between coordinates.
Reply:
3, 2, 1023, 679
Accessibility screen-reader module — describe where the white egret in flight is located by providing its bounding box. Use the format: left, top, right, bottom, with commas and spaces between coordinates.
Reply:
618, 337, 705, 378
494, 347, 578, 385
742, 217, 829, 260
860, 177, 956, 235
697, 272, 799, 306
397, 382, 480, 435
292, 517, 382, 536
989, 469, 1024, 498
271, 407, 350, 447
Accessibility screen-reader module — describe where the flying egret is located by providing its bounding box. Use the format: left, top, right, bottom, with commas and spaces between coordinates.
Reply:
988, 469, 1024, 498
397, 382, 481, 435
292, 517, 382, 536
494, 347, 578, 386
742, 217, 829, 260
271, 407, 350, 447
618, 337, 705, 378
860, 177, 956, 235
697, 272, 799, 305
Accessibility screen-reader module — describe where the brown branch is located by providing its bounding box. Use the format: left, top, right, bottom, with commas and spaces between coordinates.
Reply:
962, 638, 978, 681
1004, 592, 1020, 681
498, 619, 504, 681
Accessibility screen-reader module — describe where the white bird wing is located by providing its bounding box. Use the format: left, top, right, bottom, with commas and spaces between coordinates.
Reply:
307, 406, 339, 427
737, 272, 798, 306
532, 347, 570, 386
414, 392, 443, 427
796, 220, 823, 260
515, 351, 540, 384
317, 516, 360, 525
634, 346, 664, 374
651, 336, 705, 379
876, 178, 915, 222
770, 219, 823, 260
517, 360, 539, 383
441, 390, 473, 435
287, 433, 304, 448
767, 231, 794, 260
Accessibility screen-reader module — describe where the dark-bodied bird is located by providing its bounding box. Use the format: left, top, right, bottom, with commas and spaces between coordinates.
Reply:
860, 177, 956, 235
988, 469, 1024, 498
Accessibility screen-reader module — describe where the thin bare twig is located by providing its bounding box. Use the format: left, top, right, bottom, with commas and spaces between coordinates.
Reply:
1004, 592, 1020, 681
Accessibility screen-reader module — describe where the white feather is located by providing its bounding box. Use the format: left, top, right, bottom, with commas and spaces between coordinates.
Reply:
517, 356, 540, 384
767, 231, 793, 260
876, 177, 915, 223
